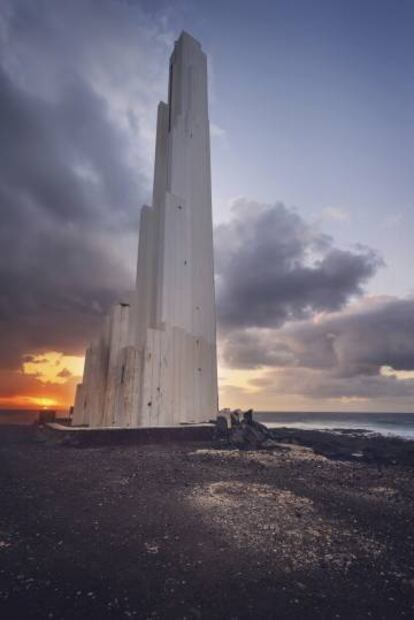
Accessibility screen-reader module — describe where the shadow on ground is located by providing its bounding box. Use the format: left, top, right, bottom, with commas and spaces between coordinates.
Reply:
0, 426, 413, 619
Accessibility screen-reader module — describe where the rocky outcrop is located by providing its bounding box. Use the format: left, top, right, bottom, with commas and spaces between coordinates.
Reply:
215, 409, 280, 450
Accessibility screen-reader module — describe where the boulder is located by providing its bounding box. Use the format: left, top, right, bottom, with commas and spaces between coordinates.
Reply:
230, 426, 247, 448
214, 415, 229, 442
230, 410, 242, 427
216, 409, 277, 450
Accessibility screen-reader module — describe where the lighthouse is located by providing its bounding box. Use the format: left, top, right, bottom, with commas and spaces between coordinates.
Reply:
73, 33, 218, 427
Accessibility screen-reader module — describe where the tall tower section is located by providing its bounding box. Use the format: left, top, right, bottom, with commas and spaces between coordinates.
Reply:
132, 32, 218, 425
73, 32, 218, 427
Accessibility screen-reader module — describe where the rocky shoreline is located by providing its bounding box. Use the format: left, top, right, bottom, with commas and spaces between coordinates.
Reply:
216, 410, 414, 466
0, 424, 413, 618
270, 427, 414, 466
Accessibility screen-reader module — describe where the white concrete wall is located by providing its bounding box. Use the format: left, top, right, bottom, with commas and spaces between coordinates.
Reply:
102, 303, 131, 426
163, 33, 216, 347
131, 206, 154, 350
138, 325, 217, 426
153, 32, 218, 422
72, 32, 218, 427
72, 383, 86, 425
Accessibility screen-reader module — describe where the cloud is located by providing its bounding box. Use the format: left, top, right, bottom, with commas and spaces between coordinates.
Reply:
286, 297, 414, 375
0, 0, 174, 370
221, 296, 414, 403
56, 368, 73, 379
219, 329, 296, 369
210, 123, 227, 139
216, 200, 414, 408
321, 207, 350, 222
221, 296, 414, 375
1, 1, 409, 410
251, 366, 414, 402
215, 201, 414, 406
0, 63, 136, 367
381, 366, 414, 381
215, 199, 382, 331
22, 352, 84, 384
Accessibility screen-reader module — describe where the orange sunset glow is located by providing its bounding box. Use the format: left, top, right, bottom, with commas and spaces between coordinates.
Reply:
0, 351, 85, 410
0, 395, 59, 409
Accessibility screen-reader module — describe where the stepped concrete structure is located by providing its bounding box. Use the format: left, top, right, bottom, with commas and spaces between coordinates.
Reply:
72, 32, 218, 427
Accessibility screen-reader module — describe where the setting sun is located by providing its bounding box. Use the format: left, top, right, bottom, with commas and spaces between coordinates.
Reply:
32, 397, 59, 409
0, 394, 59, 409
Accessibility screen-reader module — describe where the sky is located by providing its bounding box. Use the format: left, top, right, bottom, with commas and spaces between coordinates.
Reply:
0, 0, 413, 412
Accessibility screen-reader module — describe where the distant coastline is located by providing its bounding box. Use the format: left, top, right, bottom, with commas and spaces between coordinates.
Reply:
2, 408, 414, 440
256, 411, 414, 440
0, 409, 67, 426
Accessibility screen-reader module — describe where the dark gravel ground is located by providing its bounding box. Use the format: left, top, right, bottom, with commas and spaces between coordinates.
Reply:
0, 425, 413, 619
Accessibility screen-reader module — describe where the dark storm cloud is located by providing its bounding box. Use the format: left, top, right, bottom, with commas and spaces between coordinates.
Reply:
215, 200, 414, 402
215, 199, 382, 331
0, 64, 139, 367
1, 0, 409, 410
284, 297, 414, 376
220, 330, 295, 369
221, 297, 414, 374
249, 366, 414, 401
0, 0, 173, 369
221, 297, 414, 400
0, 67, 141, 228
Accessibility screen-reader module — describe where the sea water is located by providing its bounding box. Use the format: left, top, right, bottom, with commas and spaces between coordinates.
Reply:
2, 409, 414, 440
255, 412, 414, 440
0, 409, 65, 425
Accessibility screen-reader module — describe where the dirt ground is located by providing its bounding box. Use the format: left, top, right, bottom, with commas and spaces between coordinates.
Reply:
0, 426, 413, 619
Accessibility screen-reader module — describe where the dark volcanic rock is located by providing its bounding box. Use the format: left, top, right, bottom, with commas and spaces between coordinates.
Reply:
220, 410, 280, 450
269, 427, 414, 466
214, 415, 229, 443
0, 425, 413, 619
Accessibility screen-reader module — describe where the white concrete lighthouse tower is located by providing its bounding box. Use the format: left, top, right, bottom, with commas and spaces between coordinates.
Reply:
72, 32, 218, 427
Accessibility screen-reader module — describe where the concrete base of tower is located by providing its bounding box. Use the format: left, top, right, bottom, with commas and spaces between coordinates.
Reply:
73, 317, 218, 428
41, 421, 215, 447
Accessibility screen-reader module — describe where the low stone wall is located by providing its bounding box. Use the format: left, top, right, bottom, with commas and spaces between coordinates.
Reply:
39, 423, 215, 447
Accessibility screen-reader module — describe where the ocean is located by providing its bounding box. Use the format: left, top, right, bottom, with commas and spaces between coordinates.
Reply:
0, 409, 66, 426
1, 409, 414, 440
255, 412, 414, 440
